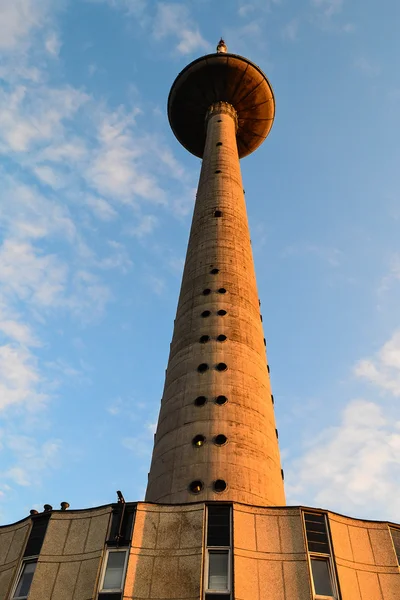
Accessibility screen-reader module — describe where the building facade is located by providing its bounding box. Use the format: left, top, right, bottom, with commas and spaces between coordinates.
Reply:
1, 42, 399, 600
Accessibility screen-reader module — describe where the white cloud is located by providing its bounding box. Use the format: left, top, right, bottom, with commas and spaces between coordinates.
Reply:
0, 239, 68, 308
128, 214, 158, 238
86, 108, 166, 204
282, 19, 299, 41
238, 0, 281, 17
312, 0, 343, 18
283, 243, 342, 267
85, 195, 118, 221
153, 3, 209, 55
45, 31, 62, 56
146, 274, 165, 295
0, 344, 46, 411
354, 56, 381, 77
0, 317, 40, 347
354, 330, 400, 396
0, 0, 52, 50
0, 84, 88, 153
33, 165, 67, 189
286, 399, 400, 521
3, 436, 61, 486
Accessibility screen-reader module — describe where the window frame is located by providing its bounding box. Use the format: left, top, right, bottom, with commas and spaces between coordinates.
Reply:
389, 526, 400, 566
303, 511, 339, 600
98, 548, 129, 593
11, 557, 38, 600
308, 555, 337, 600
205, 548, 231, 594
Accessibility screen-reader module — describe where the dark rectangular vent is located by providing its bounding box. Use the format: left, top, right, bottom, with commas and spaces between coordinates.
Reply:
390, 527, 400, 564
207, 505, 231, 547
205, 595, 231, 600
107, 505, 135, 546
24, 515, 50, 557
304, 512, 330, 554
98, 593, 122, 600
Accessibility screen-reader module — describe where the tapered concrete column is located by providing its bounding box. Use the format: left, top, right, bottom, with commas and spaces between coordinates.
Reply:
146, 100, 285, 506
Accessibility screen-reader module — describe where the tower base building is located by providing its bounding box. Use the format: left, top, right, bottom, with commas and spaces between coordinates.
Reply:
1, 42, 399, 600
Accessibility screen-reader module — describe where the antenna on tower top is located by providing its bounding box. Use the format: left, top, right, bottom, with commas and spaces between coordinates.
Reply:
216, 38, 227, 53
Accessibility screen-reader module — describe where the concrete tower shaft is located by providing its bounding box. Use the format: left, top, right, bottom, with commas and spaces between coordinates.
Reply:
146, 95, 285, 505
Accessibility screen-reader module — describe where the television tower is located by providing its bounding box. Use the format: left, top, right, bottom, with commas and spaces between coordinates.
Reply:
146, 40, 285, 506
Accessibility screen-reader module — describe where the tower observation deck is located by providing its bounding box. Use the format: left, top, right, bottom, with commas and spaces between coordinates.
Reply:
145, 41, 284, 506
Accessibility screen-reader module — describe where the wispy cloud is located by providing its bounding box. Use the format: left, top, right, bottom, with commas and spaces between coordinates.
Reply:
282, 19, 299, 42
2, 435, 61, 487
354, 330, 400, 396
152, 2, 209, 55
45, 31, 62, 56
0, 0, 54, 50
286, 398, 400, 520
282, 243, 342, 267
354, 56, 381, 78
311, 0, 343, 18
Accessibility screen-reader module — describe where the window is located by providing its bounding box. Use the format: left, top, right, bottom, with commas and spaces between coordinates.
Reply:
194, 396, 207, 406
205, 505, 232, 597
12, 559, 37, 599
189, 480, 203, 494
390, 527, 400, 564
215, 395, 227, 405
208, 550, 230, 591
311, 558, 335, 597
99, 550, 128, 593
303, 512, 338, 599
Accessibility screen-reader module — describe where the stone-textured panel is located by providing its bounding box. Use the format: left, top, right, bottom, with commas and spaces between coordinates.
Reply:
234, 506, 311, 600
125, 504, 203, 600
329, 513, 400, 600
28, 561, 59, 600
0, 518, 30, 600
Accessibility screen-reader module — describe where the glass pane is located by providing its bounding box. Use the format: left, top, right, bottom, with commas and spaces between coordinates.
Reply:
208, 551, 229, 591
311, 558, 334, 596
14, 561, 37, 598
102, 551, 126, 590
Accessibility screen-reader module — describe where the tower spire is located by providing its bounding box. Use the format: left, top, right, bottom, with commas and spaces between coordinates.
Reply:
217, 38, 227, 53
146, 49, 284, 506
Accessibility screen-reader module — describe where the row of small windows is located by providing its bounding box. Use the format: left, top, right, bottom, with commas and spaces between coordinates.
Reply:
201, 309, 227, 317
200, 335, 227, 343
192, 434, 227, 447
189, 479, 227, 494
195, 395, 227, 406
198, 363, 228, 373
202, 288, 226, 295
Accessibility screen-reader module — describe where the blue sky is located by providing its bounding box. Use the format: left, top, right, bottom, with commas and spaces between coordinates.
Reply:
1, 0, 400, 525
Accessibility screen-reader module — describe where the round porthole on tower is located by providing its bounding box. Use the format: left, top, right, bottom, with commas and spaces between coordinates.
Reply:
213, 479, 227, 493
192, 435, 206, 447
194, 396, 207, 406
197, 363, 209, 373
215, 395, 228, 405
216, 362, 228, 372
214, 434, 227, 446
189, 480, 203, 494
